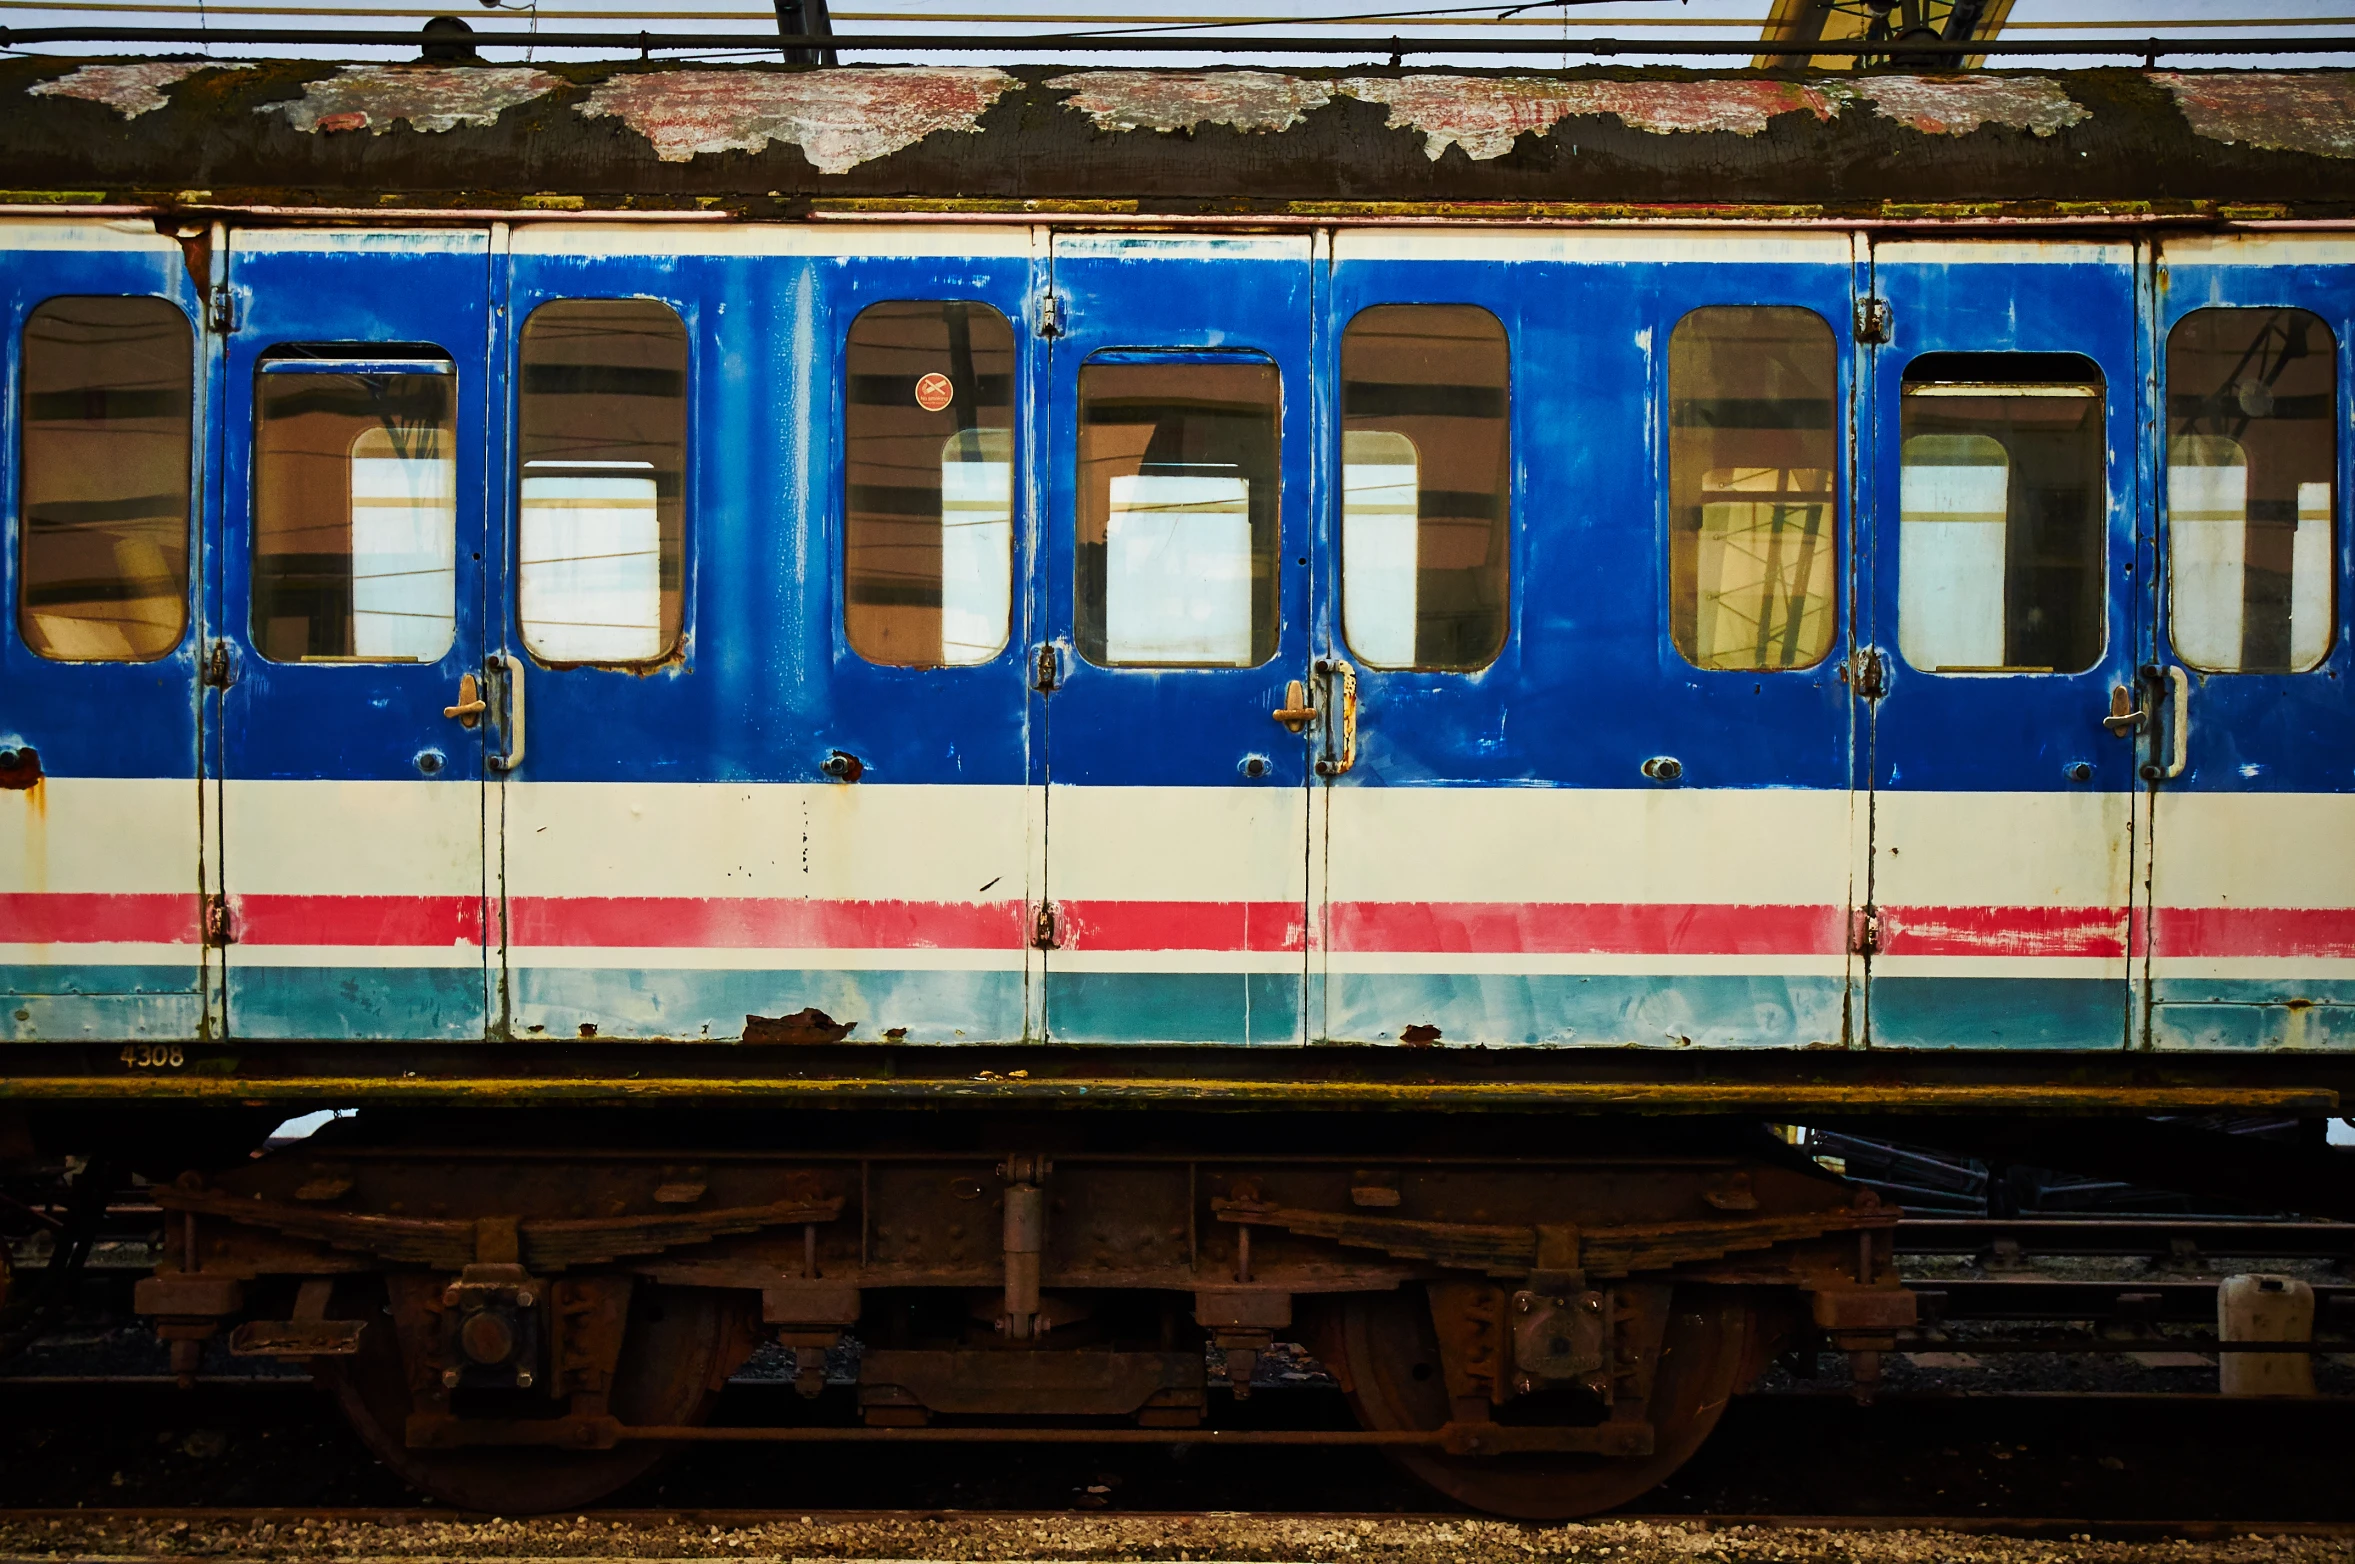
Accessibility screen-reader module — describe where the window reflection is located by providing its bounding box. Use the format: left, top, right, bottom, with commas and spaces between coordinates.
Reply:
844, 300, 1017, 667
1898, 355, 2105, 676
1668, 307, 1837, 672
517, 299, 687, 665
1340, 306, 1509, 670
2166, 308, 2336, 673
1076, 356, 1279, 669
253, 352, 457, 664
19, 296, 192, 662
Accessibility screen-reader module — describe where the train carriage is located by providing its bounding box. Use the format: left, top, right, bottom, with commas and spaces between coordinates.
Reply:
1, 53, 2353, 1516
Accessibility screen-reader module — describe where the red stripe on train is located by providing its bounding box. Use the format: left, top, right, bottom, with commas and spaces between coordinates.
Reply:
0, 892, 202, 944
1329, 901, 1845, 956
1876, 905, 2129, 959
7, 892, 2355, 959
1056, 900, 1305, 953
505, 897, 1027, 950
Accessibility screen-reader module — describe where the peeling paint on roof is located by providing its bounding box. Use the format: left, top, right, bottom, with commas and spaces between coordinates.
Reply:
2156, 71, 2355, 161
1338, 75, 1838, 161
1049, 69, 1335, 135
1844, 74, 2088, 138
577, 68, 1018, 172
261, 65, 562, 135
28, 61, 251, 119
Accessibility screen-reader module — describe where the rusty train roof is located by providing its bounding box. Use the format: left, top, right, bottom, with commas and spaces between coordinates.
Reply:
1, 60, 2351, 221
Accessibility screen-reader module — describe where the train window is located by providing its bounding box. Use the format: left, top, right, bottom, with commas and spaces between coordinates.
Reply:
18, 297, 192, 662
252, 348, 457, 664
1340, 305, 1509, 670
1898, 353, 2105, 675
517, 299, 687, 665
1667, 307, 1838, 672
844, 301, 1017, 667
1077, 352, 1280, 668
2166, 308, 2337, 673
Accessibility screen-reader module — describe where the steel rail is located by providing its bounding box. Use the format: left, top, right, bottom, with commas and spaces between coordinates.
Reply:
1, 25, 2352, 53
2, 1506, 2354, 1535
1897, 1218, 2355, 1258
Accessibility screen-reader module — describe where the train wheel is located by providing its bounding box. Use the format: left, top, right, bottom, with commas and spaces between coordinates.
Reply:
317, 1278, 751, 1514
1337, 1284, 1753, 1520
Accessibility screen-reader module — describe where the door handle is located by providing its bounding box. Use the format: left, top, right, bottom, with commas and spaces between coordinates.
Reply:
488, 653, 525, 773
2101, 684, 2145, 735
2137, 665, 2191, 781
443, 672, 486, 728
1271, 679, 1317, 734
1314, 657, 1358, 778
2163, 665, 2189, 779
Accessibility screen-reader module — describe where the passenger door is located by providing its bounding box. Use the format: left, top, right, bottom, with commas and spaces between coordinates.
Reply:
2143, 236, 2355, 1050
492, 226, 1040, 1044
215, 229, 493, 1040
1861, 239, 2145, 1049
1038, 233, 1315, 1044
1315, 231, 1861, 1049
0, 221, 208, 1042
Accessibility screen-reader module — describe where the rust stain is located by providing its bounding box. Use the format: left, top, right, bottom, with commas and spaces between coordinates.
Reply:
27, 61, 252, 120
262, 65, 563, 136
744, 1007, 856, 1044
577, 68, 1017, 173
1049, 70, 1334, 135
0, 747, 41, 791
2155, 72, 2355, 161
1338, 75, 1838, 161
1844, 75, 2089, 138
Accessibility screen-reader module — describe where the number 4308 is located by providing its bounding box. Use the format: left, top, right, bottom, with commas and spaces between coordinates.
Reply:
120, 1043, 185, 1069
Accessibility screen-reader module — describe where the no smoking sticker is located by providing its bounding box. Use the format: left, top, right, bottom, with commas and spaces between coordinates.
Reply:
914, 372, 954, 412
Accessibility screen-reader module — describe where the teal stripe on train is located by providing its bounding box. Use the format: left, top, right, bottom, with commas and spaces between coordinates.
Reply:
1321, 972, 1849, 1048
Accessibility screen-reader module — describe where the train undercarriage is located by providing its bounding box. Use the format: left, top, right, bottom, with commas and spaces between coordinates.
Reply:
111, 1112, 1909, 1517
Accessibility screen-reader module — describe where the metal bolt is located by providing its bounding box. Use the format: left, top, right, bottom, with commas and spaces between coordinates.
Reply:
515, 1290, 535, 1307
443, 1286, 461, 1306
441, 1366, 462, 1388
514, 1369, 534, 1389
1515, 1375, 1537, 1395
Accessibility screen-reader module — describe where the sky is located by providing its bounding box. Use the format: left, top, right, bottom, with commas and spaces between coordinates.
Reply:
1, 0, 2349, 68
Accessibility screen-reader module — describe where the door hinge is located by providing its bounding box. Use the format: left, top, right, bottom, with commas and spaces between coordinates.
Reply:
206, 284, 239, 335
1847, 647, 1886, 699
1031, 902, 1062, 951
1032, 642, 1060, 693
1850, 905, 1880, 958
1855, 296, 1891, 345
203, 894, 236, 947
200, 639, 236, 690
1036, 291, 1064, 338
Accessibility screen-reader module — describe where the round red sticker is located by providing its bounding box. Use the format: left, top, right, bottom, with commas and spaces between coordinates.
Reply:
914, 372, 954, 412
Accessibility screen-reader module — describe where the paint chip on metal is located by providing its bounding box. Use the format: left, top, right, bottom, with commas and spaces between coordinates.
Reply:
1338, 75, 1837, 161
577, 68, 1018, 172
261, 65, 562, 135
2155, 71, 2355, 161
1049, 70, 1334, 135
28, 61, 251, 119
1843, 75, 2089, 138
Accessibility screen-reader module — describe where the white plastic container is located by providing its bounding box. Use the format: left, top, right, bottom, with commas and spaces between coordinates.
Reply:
2218, 1273, 2316, 1397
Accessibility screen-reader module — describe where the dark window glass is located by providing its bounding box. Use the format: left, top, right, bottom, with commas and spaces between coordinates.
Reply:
517, 299, 688, 665
2166, 307, 2337, 673
19, 296, 192, 661
1077, 354, 1280, 668
1668, 306, 1838, 671
253, 349, 456, 663
1340, 305, 1510, 670
844, 301, 1017, 667
1898, 352, 2106, 675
